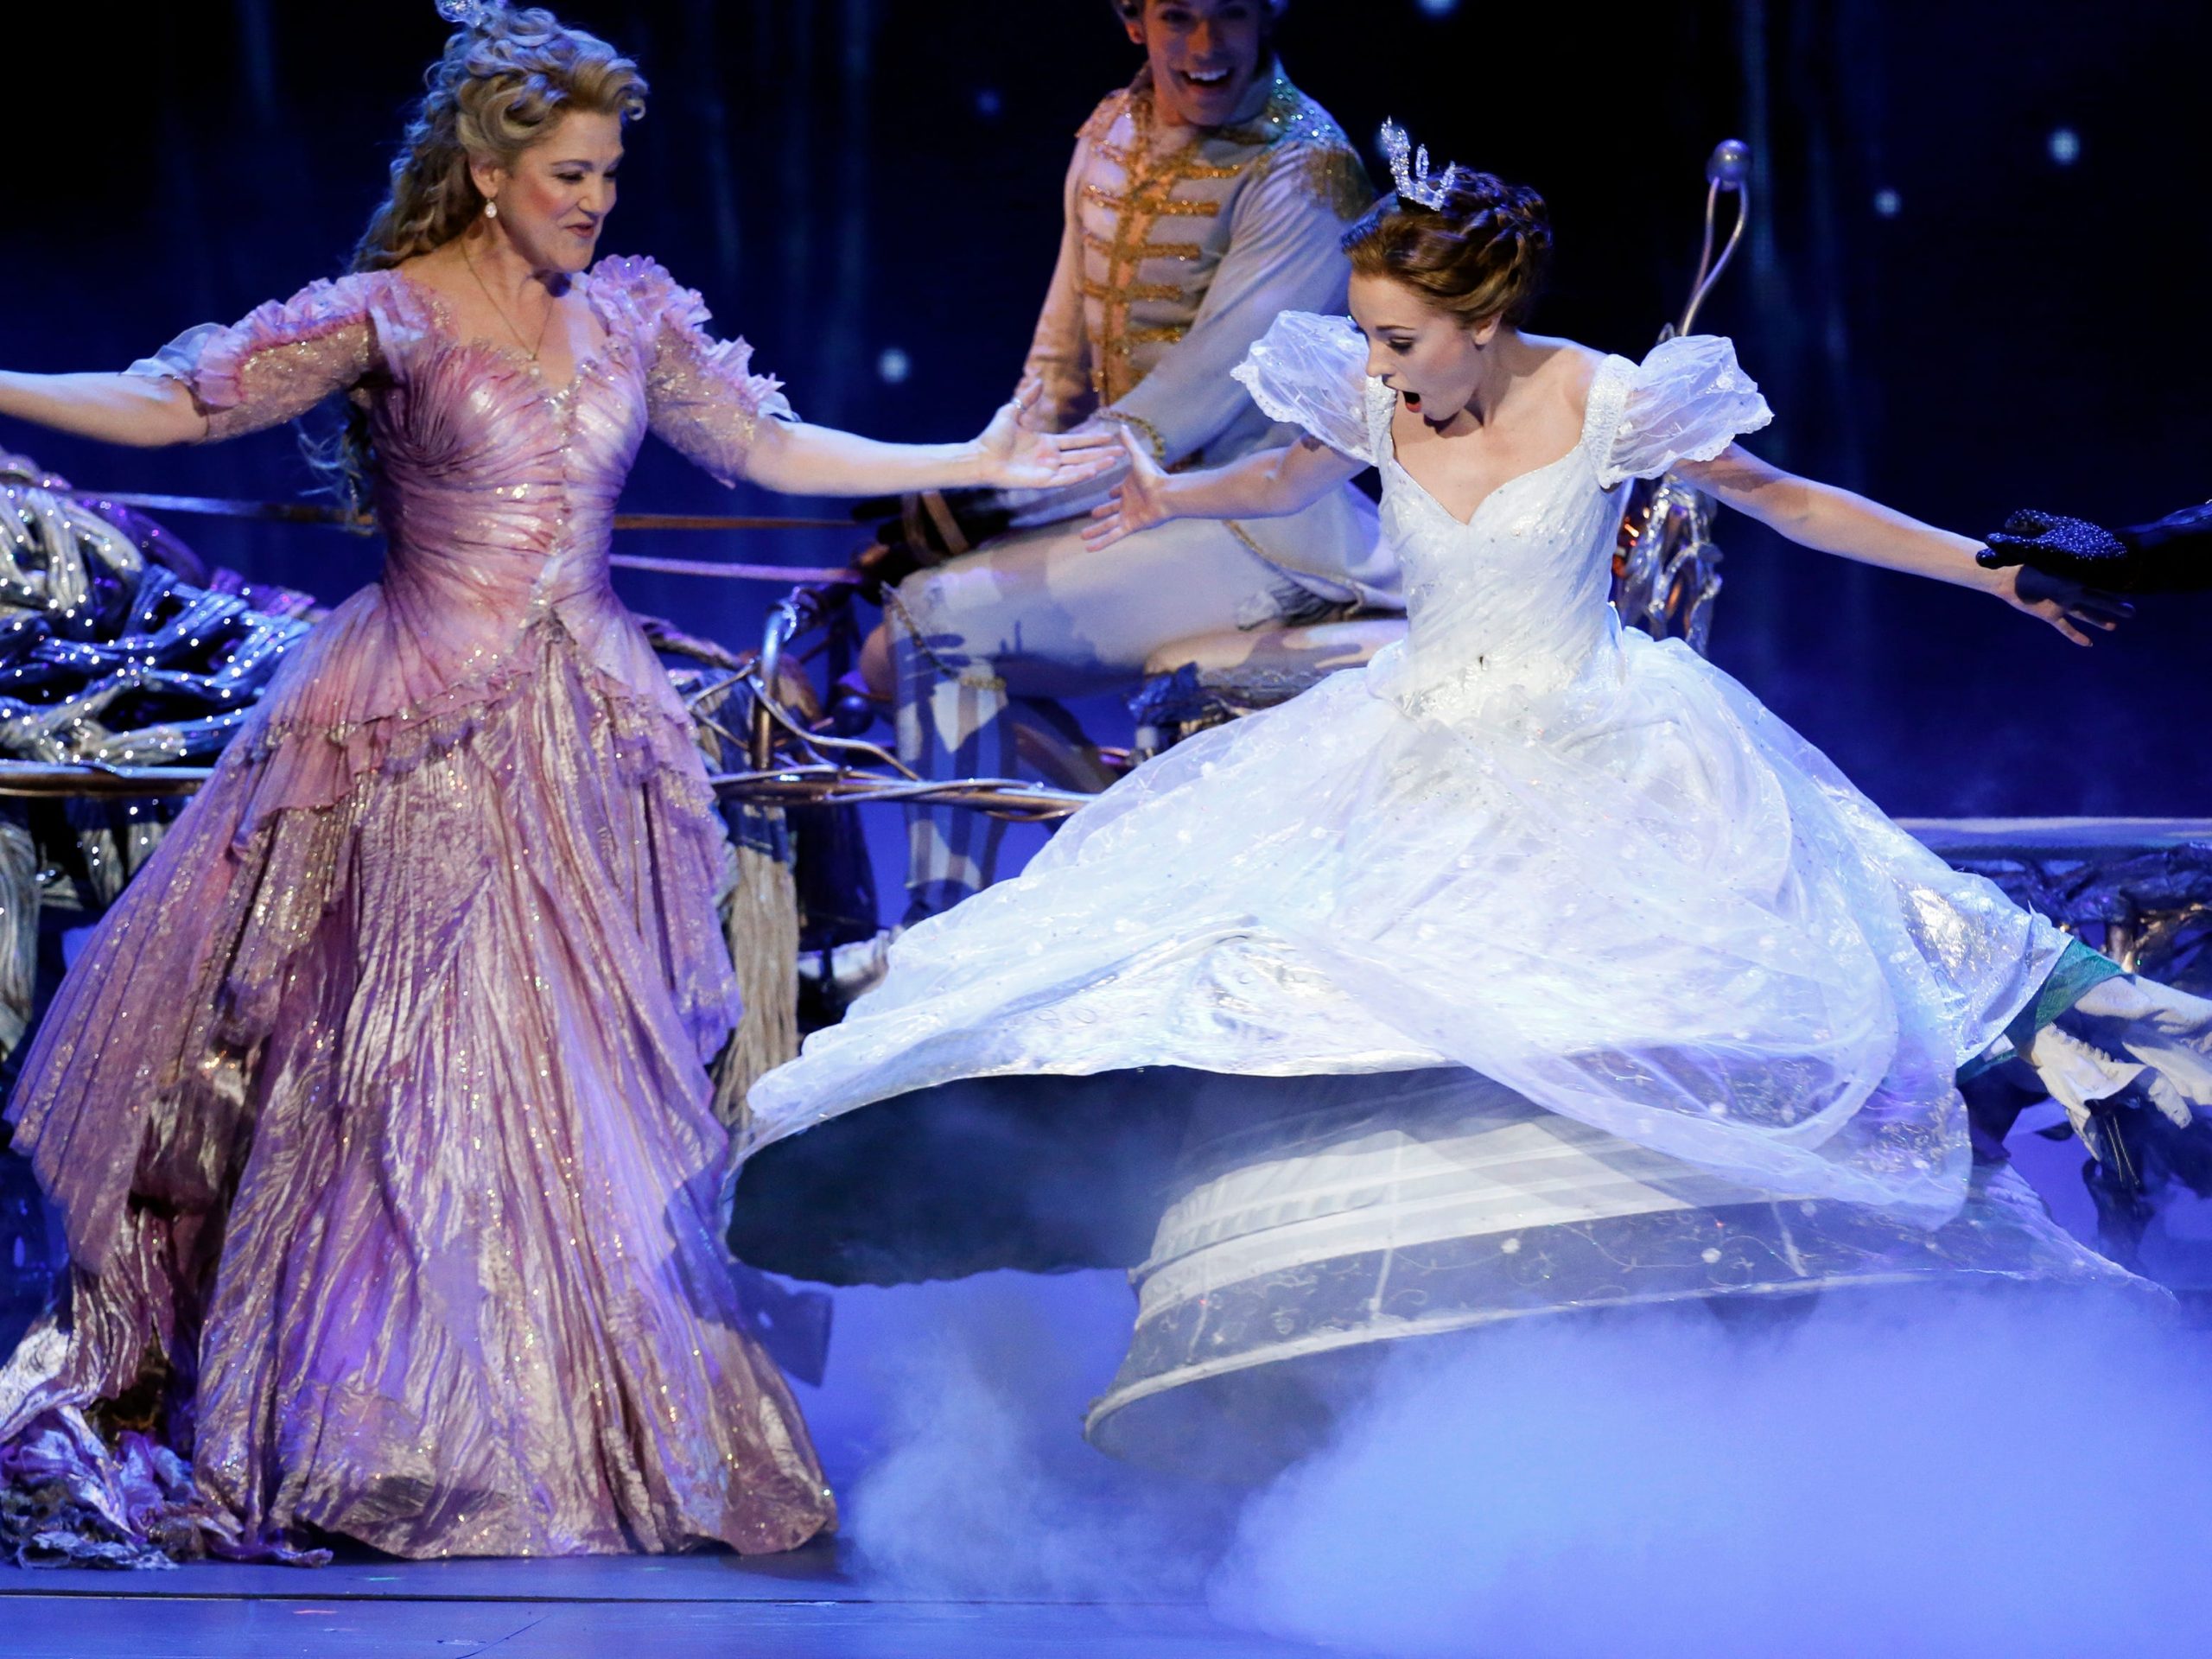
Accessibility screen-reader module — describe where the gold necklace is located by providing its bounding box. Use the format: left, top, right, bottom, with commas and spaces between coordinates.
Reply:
461, 243, 556, 363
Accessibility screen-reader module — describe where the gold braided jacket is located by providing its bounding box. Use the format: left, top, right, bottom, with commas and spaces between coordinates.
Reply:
1014, 64, 1399, 607
1025, 62, 1371, 453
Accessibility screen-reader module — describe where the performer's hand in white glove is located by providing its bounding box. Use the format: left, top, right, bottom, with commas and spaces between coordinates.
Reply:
2063, 974, 2212, 1128
1081, 426, 1175, 550
2013, 974, 2212, 1166
973, 377, 1122, 491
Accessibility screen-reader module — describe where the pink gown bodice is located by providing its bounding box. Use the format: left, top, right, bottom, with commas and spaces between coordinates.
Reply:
130, 256, 791, 766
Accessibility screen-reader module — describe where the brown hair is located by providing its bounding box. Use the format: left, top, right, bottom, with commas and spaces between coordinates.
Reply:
1342, 171, 1553, 329
351, 7, 648, 272
1109, 1, 1289, 18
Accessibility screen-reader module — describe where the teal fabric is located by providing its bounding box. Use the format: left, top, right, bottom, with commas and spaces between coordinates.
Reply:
1956, 938, 2126, 1084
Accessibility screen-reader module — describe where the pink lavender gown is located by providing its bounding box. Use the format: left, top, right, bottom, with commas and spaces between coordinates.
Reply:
0, 257, 836, 1559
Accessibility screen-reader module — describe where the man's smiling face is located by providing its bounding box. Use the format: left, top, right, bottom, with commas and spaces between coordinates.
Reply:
1125, 0, 1271, 130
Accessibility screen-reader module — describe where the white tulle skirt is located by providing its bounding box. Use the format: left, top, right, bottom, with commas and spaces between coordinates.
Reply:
745, 625, 2064, 1225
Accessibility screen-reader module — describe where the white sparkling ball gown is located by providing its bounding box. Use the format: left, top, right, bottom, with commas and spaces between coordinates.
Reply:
742, 316, 2120, 1236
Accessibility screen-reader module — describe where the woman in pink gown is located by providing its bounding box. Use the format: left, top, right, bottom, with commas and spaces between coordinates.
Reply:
0, 7, 1107, 1562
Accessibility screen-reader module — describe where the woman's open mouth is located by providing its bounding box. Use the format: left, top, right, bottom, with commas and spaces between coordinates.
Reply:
1401, 389, 1423, 410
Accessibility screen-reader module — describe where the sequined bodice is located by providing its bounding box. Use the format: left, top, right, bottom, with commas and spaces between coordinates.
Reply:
366, 278, 645, 628
1361, 358, 1634, 715
1234, 317, 1769, 719
128, 257, 792, 731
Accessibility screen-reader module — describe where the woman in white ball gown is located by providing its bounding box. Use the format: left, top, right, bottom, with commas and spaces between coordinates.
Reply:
735, 141, 2210, 1278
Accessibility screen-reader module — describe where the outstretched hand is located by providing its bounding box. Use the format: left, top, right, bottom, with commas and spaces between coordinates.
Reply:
1988, 560, 2133, 647
1081, 426, 1174, 551
972, 377, 1122, 491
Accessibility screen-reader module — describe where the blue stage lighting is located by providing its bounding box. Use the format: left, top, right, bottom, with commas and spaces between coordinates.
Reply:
1872, 188, 1901, 218
2049, 127, 2081, 165
1418, 0, 1459, 15
877, 346, 912, 385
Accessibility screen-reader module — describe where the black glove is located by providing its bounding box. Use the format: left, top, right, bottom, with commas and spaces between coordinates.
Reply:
1979, 504, 2212, 594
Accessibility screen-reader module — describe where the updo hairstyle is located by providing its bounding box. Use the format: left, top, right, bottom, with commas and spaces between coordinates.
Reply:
1342, 171, 1553, 329
352, 7, 648, 271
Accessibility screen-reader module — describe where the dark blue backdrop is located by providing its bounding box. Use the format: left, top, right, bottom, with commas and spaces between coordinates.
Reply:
7, 0, 2207, 816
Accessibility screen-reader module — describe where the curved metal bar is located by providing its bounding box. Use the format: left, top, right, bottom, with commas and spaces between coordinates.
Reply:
707, 769, 1088, 820
0, 763, 212, 798
0, 756, 1088, 819
751, 599, 807, 771
54, 491, 861, 582
62, 490, 855, 534
607, 554, 855, 583
1677, 138, 1751, 337
1683, 181, 1721, 334
1614, 140, 1753, 649
739, 663, 921, 781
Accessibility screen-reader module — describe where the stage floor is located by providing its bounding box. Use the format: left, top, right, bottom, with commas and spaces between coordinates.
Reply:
0, 1542, 1319, 1657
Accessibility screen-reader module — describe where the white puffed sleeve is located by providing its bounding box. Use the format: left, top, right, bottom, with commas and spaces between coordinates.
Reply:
1229, 311, 1376, 465
1592, 334, 1773, 489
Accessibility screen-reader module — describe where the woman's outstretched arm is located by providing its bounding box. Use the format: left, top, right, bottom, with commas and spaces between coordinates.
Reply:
741, 381, 1119, 498
0, 371, 206, 448
1681, 444, 2132, 646
1080, 429, 1363, 550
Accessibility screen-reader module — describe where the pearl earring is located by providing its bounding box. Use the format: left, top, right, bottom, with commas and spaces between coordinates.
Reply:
485, 200, 499, 220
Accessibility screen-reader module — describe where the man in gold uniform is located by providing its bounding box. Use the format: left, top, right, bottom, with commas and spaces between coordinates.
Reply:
877, 0, 1396, 922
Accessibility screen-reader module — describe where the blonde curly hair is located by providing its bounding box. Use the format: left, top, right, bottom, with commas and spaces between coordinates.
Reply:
313, 9, 645, 505
352, 7, 647, 271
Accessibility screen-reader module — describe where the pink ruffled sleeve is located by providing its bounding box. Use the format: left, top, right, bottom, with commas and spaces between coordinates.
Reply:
124, 274, 383, 442
595, 255, 796, 488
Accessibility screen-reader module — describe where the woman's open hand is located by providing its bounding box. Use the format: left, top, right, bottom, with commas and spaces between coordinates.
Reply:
1991, 563, 2133, 647
1081, 426, 1174, 551
973, 377, 1122, 490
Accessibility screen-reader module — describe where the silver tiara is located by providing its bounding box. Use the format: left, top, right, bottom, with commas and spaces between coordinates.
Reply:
1379, 119, 1462, 213
437, 0, 495, 25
